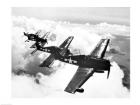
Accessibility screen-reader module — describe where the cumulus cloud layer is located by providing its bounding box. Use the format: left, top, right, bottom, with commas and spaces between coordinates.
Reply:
12, 62, 129, 98
12, 16, 130, 98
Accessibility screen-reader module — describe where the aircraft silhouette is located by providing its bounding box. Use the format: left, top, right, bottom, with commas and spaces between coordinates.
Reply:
35, 36, 111, 93
36, 36, 74, 67
59, 39, 111, 93
24, 30, 49, 54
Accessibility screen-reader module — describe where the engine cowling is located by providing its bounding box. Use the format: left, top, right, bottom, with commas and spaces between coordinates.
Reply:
75, 88, 84, 93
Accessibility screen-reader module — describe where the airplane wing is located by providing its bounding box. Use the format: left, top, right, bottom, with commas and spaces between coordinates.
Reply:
39, 36, 74, 67
39, 54, 55, 67
90, 39, 110, 58
65, 67, 94, 94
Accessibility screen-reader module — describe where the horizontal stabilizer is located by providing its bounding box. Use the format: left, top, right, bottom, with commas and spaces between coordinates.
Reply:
30, 43, 36, 48
31, 49, 37, 55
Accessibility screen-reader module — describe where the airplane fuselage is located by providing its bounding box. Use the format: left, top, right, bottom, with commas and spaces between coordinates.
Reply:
38, 46, 70, 57
59, 55, 110, 70
27, 34, 37, 41
37, 36, 74, 57
38, 46, 110, 71
38, 36, 74, 67
25, 33, 47, 42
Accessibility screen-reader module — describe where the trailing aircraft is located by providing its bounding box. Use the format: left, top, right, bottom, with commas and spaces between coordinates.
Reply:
24, 30, 49, 54
37, 36, 74, 67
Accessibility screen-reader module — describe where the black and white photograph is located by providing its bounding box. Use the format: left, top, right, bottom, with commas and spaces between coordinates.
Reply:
11, 7, 130, 98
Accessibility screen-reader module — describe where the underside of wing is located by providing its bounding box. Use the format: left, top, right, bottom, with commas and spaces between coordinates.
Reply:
64, 67, 94, 94
39, 54, 55, 68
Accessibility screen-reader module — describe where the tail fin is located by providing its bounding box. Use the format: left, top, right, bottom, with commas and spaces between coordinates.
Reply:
59, 36, 74, 56
59, 36, 74, 49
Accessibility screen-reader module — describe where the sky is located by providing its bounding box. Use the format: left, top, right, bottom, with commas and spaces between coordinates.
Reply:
12, 7, 130, 25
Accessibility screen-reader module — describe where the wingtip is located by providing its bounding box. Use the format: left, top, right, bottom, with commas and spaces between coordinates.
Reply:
64, 89, 75, 94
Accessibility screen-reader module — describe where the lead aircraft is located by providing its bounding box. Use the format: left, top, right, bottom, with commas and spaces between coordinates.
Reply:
36, 37, 111, 94
60, 39, 111, 93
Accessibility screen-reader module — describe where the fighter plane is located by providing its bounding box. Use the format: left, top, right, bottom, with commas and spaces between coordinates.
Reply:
37, 36, 74, 67
58, 39, 111, 93
24, 30, 49, 42
37, 37, 111, 94
24, 30, 49, 54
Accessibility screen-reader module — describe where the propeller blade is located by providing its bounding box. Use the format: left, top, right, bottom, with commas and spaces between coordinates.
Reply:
107, 67, 110, 79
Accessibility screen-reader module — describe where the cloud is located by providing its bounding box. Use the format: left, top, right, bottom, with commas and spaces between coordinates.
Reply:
107, 46, 126, 56
12, 7, 130, 25
93, 22, 130, 36
12, 74, 47, 98
12, 62, 129, 98
118, 64, 130, 90
12, 16, 130, 98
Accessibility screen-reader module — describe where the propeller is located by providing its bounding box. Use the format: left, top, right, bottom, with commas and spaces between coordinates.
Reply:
107, 68, 110, 79
107, 64, 111, 79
